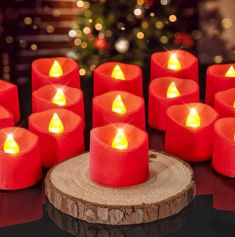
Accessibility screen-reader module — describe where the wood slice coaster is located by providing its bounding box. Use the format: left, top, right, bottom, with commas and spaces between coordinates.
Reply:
45, 151, 196, 225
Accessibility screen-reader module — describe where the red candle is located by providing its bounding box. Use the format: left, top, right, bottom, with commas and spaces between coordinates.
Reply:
214, 88, 235, 117
93, 90, 145, 130
205, 64, 235, 105
90, 123, 149, 187
0, 105, 14, 128
148, 77, 199, 131
165, 103, 219, 162
32, 84, 85, 127
0, 127, 42, 190
28, 108, 84, 168
0, 79, 20, 123
212, 117, 235, 177
150, 50, 198, 82
0, 187, 43, 227
32, 57, 80, 91
93, 62, 143, 97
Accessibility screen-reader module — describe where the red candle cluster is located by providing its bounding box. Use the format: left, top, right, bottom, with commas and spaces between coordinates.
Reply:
93, 90, 145, 130
90, 123, 149, 187
150, 50, 198, 82
148, 77, 199, 130
93, 62, 143, 97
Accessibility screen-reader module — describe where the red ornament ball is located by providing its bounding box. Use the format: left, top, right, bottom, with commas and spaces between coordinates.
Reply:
94, 37, 109, 50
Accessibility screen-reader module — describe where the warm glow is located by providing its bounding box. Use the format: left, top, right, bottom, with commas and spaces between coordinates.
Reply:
3, 134, 20, 154
167, 53, 182, 71
185, 108, 201, 128
111, 65, 125, 80
112, 94, 126, 114
48, 113, 64, 134
111, 129, 128, 150
233, 101, 235, 109
49, 60, 63, 77
166, 82, 181, 98
225, 65, 235, 77
52, 88, 66, 106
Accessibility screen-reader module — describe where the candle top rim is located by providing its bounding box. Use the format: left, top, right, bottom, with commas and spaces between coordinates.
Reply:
214, 117, 235, 143
0, 105, 13, 118
29, 108, 83, 135
151, 50, 197, 69
207, 63, 235, 78
33, 84, 83, 105
150, 77, 198, 100
166, 103, 218, 129
90, 123, 148, 152
93, 90, 144, 114
215, 88, 235, 110
0, 127, 39, 155
0, 79, 17, 91
94, 61, 141, 80
32, 57, 78, 78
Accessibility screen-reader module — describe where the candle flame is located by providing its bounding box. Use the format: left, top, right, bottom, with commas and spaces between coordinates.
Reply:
52, 88, 66, 106
185, 108, 201, 128
166, 82, 181, 98
48, 113, 64, 134
112, 129, 128, 150
49, 60, 63, 77
3, 134, 20, 154
112, 94, 126, 114
233, 101, 235, 109
225, 65, 235, 77
167, 53, 182, 71
111, 65, 125, 80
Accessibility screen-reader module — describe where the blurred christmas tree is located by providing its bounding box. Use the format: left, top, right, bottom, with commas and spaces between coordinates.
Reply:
70, 0, 198, 77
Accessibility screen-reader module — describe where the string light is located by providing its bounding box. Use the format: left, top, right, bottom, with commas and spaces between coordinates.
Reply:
137, 31, 144, 39
77, 0, 84, 8
169, 15, 177, 22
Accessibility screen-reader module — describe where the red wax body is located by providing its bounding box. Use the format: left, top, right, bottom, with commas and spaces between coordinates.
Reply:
0, 80, 20, 123
92, 90, 145, 130
32, 57, 80, 91
90, 123, 149, 187
148, 77, 199, 131
212, 118, 235, 177
205, 64, 235, 105
0, 106, 14, 128
0, 127, 42, 190
165, 103, 219, 162
150, 50, 198, 82
28, 108, 84, 168
93, 62, 143, 97
32, 84, 85, 127
214, 88, 235, 117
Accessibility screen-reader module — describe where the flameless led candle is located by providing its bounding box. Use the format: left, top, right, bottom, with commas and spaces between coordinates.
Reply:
205, 64, 235, 105
0, 106, 14, 128
0, 79, 20, 123
92, 90, 145, 130
165, 103, 219, 162
28, 108, 84, 168
0, 127, 42, 190
150, 50, 198, 82
32, 84, 85, 126
93, 62, 143, 97
89, 123, 149, 187
214, 88, 235, 118
148, 77, 199, 131
32, 57, 80, 91
212, 118, 235, 177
